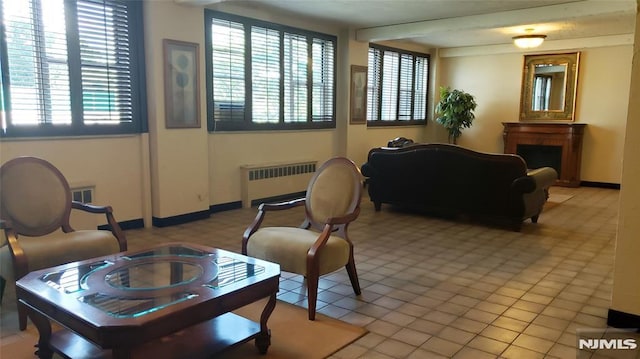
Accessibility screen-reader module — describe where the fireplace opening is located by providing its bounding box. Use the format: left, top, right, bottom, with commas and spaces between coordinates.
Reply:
516, 144, 563, 177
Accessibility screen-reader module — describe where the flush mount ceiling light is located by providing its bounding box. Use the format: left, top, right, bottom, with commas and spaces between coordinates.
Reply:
512, 34, 547, 49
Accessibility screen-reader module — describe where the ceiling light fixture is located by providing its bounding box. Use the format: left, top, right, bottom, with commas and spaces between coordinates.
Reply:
512, 34, 547, 49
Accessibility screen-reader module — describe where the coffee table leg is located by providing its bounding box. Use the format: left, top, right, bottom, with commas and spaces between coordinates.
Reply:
255, 293, 276, 354
24, 303, 54, 359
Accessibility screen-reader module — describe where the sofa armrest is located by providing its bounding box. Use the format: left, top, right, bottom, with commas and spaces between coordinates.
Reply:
527, 167, 558, 189
361, 163, 376, 178
512, 176, 536, 193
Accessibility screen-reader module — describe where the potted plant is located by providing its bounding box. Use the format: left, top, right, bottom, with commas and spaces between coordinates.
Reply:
435, 86, 478, 144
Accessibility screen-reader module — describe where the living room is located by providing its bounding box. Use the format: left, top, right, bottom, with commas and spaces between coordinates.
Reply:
1, 0, 640, 357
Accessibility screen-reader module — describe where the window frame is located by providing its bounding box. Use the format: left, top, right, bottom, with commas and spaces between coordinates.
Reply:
0, 0, 147, 138
367, 44, 430, 127
204, 10, 337, 132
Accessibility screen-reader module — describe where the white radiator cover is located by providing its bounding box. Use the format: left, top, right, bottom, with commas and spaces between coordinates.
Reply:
240, 160, 317, 208
69, 184, 99, 230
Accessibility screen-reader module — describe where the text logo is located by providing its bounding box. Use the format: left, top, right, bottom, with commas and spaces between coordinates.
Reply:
578, 339, 638, 350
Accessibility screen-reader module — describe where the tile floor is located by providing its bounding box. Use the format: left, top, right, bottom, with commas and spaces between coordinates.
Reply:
2, 185, 638, 358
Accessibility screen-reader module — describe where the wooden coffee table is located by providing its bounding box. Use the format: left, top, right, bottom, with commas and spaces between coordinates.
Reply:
15, 242, 280, 359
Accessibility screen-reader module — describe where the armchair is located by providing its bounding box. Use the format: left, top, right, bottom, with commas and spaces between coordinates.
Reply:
0, 156, 127, 330
242, 157, 363, 320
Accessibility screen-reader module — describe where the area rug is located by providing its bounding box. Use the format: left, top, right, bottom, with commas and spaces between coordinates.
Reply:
1, 299, 367, 359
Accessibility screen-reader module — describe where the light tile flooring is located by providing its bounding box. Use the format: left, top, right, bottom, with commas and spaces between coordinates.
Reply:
2, 185, 638, 358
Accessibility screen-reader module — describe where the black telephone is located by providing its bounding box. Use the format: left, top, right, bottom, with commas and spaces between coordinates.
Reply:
387, 137, 414, 148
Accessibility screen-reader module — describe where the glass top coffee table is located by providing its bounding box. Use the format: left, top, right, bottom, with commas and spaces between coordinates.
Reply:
15, 242, 280, 359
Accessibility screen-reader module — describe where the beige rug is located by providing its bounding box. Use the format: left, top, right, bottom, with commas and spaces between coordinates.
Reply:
1, 299, 367, 359
221, 299, 367, 359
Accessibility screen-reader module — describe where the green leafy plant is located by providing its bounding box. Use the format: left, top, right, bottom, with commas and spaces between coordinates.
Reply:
435, 87, 478, 144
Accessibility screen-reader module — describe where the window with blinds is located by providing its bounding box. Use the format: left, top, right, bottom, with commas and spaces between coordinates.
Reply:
205, 11, 336, 131
0, 0, 146, 137
367, 45, 429, 126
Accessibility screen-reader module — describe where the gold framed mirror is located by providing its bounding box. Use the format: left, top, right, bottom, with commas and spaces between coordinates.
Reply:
519, 52, 580, 121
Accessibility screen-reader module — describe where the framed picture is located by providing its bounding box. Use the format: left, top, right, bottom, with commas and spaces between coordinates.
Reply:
350, 65, 368, 124
163, 39, 201, 128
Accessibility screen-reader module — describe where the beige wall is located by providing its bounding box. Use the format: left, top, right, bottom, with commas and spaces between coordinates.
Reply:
577, 46, 631, 183
0, 0, 638, 327
437, 53, 522, 152
0, 136, 146, 226
159, 1, 433, 206
0, 0, 633, 227
207, 131, 336, 204
347, 38, 436, 167
198, 2, 344, 205
0, 0, 433, 224
611, 8, 640, 317
143, 2, 211, 219
437, 46, 632, 184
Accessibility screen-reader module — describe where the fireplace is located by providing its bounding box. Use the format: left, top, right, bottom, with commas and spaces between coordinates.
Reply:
516, 144, 563, 177
502, 122, 586, 187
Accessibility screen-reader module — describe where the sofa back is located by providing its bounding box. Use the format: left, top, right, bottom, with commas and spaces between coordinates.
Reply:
364, 143, 529, 217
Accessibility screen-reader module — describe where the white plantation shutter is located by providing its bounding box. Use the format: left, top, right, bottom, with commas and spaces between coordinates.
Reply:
0, 0, 145, 136
77, 0, 132, 124
380, 51, 398, 121
211, 18, 245, 122
398, 53, 413, 120
413, 57, 428, 119
251, 26, 280, 123
0, 0, 146, 136
205, 11, 335, 130
3, 0, 71, 126
312, 38, 333, 122
284, 33, 307, 123
367, 45, 429, 124
367, 48, 381, 121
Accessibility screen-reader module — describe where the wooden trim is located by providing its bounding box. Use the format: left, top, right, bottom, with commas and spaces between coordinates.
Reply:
98, 219, 144, 231
152, 210, 210, 228
210, 202, 243, 213
580, 181, 620, 189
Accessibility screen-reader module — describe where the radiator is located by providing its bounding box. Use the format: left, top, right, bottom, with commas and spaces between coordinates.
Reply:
69, 183, 99, 229
240, 160, 317, 208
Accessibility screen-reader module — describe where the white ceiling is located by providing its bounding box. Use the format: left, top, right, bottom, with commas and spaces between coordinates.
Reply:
192, 0, 637, 49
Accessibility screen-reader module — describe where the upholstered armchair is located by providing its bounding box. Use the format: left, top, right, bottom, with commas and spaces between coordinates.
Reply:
0, 156, 127, 330
242, 157, 363, 320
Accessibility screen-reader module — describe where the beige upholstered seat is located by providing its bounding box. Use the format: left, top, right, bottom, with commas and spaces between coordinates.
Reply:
0, 156, 127, 330
243, 157, 363, 320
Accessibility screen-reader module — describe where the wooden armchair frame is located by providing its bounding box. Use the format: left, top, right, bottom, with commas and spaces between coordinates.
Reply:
0, 156, 127, 330
242, 157, 363, 320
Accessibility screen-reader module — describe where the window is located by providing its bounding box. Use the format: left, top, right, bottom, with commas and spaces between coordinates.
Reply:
532, 75, 552, 111
205, 11, 336, 131
367, 45, 429, 126
0, 0, 147, 137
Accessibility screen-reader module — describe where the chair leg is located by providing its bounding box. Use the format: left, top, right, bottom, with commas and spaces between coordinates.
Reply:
18, 300, 28, 330
306, 273, 319, 321
345, 257, 361, 295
